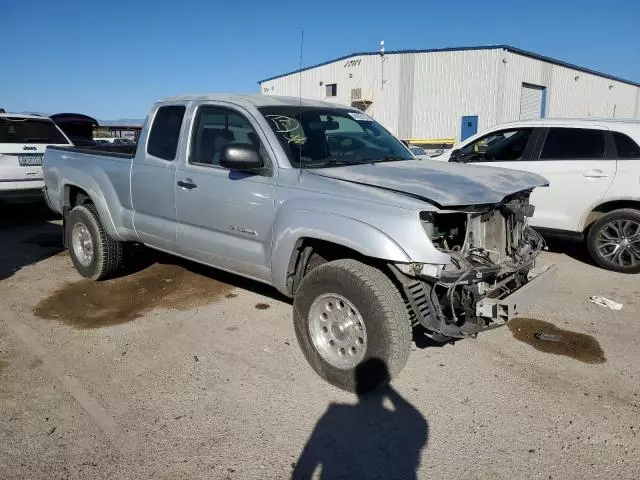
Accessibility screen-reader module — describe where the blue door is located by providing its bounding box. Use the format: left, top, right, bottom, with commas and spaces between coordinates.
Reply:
461, 116, 478, 141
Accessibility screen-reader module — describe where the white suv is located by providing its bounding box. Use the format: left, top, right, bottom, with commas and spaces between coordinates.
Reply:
435, 119, 640, 273
1, 113, 71, 202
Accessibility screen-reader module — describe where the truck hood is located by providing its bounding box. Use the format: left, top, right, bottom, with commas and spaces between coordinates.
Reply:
310, 160, 549, 207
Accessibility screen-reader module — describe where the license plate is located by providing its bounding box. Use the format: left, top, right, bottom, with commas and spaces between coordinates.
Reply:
18, 155, 43, 166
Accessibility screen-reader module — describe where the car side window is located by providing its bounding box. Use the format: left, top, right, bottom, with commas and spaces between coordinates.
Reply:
190, 106, 262, 166
540, 128, 605, 160
146, 105, 186, 161
459, 128, 533, 162
612, 131, 640, 159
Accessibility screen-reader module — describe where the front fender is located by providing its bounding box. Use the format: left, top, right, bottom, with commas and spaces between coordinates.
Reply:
270, 209, 411, 295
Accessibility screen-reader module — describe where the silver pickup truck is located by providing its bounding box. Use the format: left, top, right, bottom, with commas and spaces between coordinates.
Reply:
43, 94, 555, 392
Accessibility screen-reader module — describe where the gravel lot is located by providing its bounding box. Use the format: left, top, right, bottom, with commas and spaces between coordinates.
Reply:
1, 203, 639, 479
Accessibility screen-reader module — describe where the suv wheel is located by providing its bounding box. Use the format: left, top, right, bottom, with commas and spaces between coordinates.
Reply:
66, 204, 123, 280
293, 259, 411, 393
587, 208, 640, 273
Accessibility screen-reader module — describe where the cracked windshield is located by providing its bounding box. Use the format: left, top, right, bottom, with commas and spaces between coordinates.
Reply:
259, 107, 413, 167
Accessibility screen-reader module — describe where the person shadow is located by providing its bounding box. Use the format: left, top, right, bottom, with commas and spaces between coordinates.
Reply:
292, 358, 429, 480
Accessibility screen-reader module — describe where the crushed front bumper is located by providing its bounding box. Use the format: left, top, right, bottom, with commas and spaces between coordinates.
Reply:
476, 265, 557, 323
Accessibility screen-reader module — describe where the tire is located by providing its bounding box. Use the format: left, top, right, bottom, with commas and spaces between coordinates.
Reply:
587, 208, 640, 274
293, 259, 411, 393
66, 204, 123, 280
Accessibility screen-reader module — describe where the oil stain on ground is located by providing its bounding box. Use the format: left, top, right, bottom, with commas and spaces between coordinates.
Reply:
34, 263, 233, 329
508, 318, 605, 364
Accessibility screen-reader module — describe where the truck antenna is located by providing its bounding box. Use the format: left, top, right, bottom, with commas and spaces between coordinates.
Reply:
298, 30, 304, 177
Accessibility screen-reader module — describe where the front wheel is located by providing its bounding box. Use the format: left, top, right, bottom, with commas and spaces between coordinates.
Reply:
293, 259, 411, 393
587, 209, 640, 273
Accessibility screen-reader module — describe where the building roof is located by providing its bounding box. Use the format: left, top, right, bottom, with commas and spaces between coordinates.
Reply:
257, 45, 640, 88
500, 118, 640, 127
157, 93, 352, 109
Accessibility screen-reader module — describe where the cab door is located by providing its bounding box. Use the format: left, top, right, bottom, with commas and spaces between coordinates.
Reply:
522, 127, 616, 231
131, 104, 186, 251
174, 103, 276, 283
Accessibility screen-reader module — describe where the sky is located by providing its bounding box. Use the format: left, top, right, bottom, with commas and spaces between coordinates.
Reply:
1, 0, 639, 119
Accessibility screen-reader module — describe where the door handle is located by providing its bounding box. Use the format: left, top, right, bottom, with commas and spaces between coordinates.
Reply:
583, 169, 609, 179
177, 180, 197, 189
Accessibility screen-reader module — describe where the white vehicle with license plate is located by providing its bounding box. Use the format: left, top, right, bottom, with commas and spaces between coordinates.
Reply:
435, 119, 640, 273
0, 113, 71, 202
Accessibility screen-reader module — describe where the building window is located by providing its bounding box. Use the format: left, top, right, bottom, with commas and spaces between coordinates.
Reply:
325, 83, 337, 97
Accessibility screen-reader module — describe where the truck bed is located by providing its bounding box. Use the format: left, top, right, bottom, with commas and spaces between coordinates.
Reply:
47, 144, 137, 158
43, 144, 137, 221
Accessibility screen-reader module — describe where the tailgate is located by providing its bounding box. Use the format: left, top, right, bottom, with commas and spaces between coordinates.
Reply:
0, 145, 69, 186
1, 116, 71, 188
0, 146, 45, 183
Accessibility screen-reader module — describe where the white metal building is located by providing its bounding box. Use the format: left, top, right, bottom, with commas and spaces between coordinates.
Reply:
258, 45, 640, 145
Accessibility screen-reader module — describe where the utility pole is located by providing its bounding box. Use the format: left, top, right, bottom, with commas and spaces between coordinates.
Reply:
380, 40, 386, 91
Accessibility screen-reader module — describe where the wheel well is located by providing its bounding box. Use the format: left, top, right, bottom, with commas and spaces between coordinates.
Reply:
65, 185, 93, 208
286, 238, 370, 296
285, 238, 416, 331
584, 200, 640, 232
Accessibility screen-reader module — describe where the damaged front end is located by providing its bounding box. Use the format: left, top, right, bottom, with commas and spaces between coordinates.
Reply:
392, 191, 556, 341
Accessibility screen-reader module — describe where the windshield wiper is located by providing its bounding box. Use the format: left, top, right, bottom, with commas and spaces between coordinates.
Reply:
301, 157, 364, 168
371, 155, 407, 164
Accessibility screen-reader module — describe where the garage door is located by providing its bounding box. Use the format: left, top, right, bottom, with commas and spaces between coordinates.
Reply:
519, 83, 545, 120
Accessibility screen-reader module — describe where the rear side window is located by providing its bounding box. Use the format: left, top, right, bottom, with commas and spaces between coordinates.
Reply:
146, 105, 186, 161
613, 131, 640, 159
0, 117, 68, 144
540, 128, 605, 160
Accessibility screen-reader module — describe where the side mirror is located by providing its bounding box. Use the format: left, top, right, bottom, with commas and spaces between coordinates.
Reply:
449, 149, 462, 163
219, 143, 264, 171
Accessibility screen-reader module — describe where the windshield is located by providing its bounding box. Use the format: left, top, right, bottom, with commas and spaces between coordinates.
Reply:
0, 117, 69, 144
258, 106, 413, 168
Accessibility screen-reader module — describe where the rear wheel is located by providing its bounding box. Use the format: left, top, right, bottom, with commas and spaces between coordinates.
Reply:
66, 204, 123, 280
293, 259, 411, 393
587, 209, 640, 273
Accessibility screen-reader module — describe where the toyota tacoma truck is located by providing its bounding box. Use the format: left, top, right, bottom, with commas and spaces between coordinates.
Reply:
42, 94, 555, 392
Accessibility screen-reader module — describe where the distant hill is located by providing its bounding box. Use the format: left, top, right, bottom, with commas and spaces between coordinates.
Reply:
98, 118, 145, 127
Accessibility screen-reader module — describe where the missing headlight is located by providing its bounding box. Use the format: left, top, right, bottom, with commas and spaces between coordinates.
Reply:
420, 211, 467, 250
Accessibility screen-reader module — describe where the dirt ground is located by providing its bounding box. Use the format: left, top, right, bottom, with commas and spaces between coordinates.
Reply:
1, 203, 639, 479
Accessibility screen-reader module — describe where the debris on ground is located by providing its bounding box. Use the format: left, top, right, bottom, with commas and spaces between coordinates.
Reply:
534, 332, 562, 342
588, 296, 623, 311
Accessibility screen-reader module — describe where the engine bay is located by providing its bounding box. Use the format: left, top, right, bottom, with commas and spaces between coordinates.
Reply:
408, 192, 546, 339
